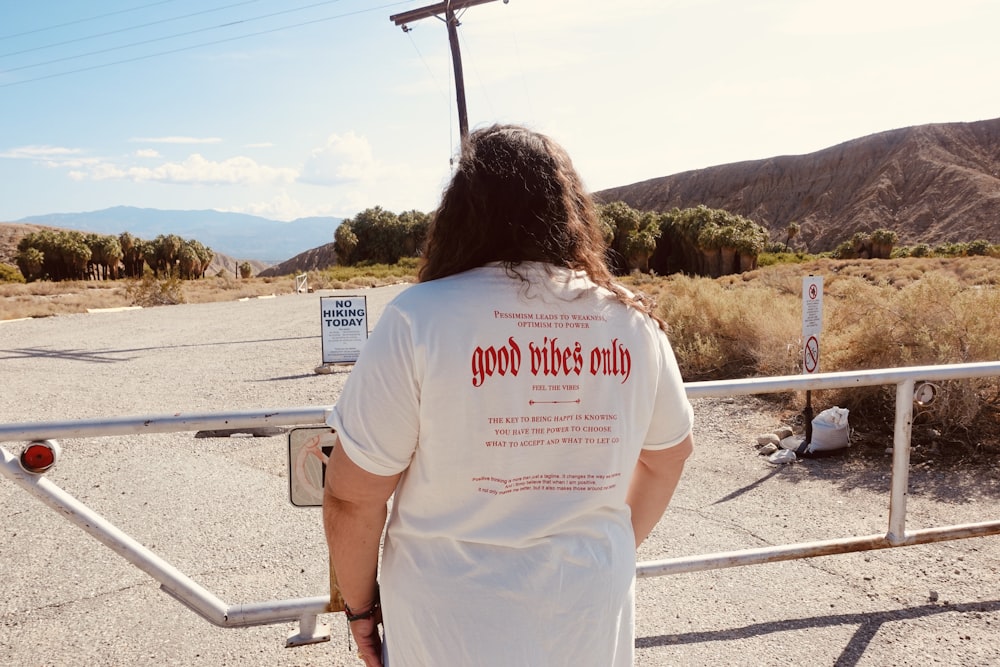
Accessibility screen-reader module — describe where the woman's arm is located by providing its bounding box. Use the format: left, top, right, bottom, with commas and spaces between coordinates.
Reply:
626, 433, 694, 548
323, 439, 401, 666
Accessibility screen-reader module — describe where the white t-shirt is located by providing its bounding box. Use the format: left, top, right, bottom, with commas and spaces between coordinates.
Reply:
329, 262, 693, 667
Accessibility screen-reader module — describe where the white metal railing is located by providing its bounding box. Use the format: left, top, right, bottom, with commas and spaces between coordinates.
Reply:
2, 361, 1000, 646
0, 406, 336, 647
639, 360, 1000, 578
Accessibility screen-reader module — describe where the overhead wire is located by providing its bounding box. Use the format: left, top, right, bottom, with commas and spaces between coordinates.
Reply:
0, 0, 179, 41
0, 1, 413, 88
1, 0, 353, 74
399, 7, 457, 164
456, 25, 496, 121
0, 0, 261, 59
405, 30, 450, 103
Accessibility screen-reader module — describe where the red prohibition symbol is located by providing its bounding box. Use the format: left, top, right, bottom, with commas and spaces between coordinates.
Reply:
808, 283, 819, 300
804, 335, 820, 373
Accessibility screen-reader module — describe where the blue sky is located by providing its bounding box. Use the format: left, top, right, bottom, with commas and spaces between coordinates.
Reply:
2, 0, 998, 223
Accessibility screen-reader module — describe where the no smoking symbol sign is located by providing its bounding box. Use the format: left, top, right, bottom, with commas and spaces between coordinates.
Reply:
804, 335, 820, 373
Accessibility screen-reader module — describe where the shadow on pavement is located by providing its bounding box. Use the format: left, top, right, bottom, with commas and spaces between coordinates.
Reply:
638, 598, 1000, 666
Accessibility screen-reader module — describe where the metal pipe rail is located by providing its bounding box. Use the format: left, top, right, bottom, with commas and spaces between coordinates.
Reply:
0, 406, 337, 647
2, 361, 1000, 644
640, 360, 1000, 577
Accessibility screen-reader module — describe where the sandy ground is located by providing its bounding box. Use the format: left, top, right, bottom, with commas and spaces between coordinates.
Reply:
1, 284, 998, 666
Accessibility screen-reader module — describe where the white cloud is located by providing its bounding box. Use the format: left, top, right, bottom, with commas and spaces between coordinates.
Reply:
294, 131, 449, 215
128, 136, 223, 144
224, 191, 337, 222
1, 145, 103, 171
134, 148, 161, 158
69, 162, 125, 182
245, 142, 274, 148
1, 145, 82, 159
299, 132, 378, 186
75, 153, 297, 185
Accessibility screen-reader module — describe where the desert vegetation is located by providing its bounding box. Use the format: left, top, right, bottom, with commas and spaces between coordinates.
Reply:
0, 261, 418, 319
3, 254, 998, 464
621, 256, 1000, 464
3, 210, 998, 464
330, 203, 773, 279
14, 229, 214, 282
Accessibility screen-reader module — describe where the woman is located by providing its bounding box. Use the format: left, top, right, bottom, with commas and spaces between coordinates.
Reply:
323, 124, 694, 666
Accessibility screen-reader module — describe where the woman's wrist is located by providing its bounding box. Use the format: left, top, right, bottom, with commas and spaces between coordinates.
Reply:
344, 585, 381, 622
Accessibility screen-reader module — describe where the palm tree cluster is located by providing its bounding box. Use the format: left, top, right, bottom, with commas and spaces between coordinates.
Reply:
334, 207, 430, 266
16, 230, 213, 282
330, 202, 771, 279
600, 202, 770, 278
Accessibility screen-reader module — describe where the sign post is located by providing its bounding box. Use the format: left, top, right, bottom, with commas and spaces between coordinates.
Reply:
802, 275, 824, 443
317, 296, 368, 372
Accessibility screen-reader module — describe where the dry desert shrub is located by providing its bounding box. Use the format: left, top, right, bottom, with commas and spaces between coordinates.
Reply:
644, 264, 1000, 457
825, 273, 1000, 432
950, 256, 1000, 285
652, 273, 801, 380
124, 272, 186, 307
0, 280, 130, 318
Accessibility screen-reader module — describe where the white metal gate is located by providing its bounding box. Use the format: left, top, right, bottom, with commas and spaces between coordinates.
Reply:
2, 361, 999, 646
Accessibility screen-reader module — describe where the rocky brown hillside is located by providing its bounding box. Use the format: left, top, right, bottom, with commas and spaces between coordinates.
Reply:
257, 242, 338, 277
6, 119, 999, 269
596, 118, 1000, 252
0, 223, 57, 265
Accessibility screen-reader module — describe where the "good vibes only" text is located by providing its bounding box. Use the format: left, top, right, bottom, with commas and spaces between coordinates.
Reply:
471, 336, 631, 387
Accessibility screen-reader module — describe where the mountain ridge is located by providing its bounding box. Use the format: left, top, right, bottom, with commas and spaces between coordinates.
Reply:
13, 206, 341, 262
5, 117, 999, 272
595, 117, 1000, 251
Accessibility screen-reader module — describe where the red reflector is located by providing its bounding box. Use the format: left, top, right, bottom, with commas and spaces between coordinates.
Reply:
21, 443, 55, 472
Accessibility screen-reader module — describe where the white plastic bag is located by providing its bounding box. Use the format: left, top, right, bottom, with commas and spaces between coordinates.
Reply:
814, 407, 849, 428
768, 448, 797, 464
809, 406, 850, 452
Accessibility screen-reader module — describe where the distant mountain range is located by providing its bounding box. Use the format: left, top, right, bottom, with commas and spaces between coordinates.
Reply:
596, 117, 1000, 251
14, 206, 341, 263
10, 118, 999, 271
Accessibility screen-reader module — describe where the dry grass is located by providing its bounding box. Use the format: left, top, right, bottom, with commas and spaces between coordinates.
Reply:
0, 269, 417, 320
6, 257, 998, 463
622, 256, 1000, 464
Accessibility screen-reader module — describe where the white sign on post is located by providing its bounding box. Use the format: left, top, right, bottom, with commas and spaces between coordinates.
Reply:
320, 295, 368, 365
802, 275, 823, 374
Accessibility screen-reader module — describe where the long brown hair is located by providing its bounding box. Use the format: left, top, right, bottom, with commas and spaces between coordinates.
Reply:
419, 124, 665, 330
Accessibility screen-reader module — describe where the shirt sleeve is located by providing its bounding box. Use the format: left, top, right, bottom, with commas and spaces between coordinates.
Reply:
642, 325, 694, 450
326, 303, 420, 476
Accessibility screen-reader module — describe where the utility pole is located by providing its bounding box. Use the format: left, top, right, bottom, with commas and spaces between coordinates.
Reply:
390, 0, 506, 145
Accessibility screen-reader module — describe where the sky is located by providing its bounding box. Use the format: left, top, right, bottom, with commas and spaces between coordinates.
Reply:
1, 0, 998, 223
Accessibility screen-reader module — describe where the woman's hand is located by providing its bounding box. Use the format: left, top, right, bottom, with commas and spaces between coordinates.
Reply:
350, 608, 383, 666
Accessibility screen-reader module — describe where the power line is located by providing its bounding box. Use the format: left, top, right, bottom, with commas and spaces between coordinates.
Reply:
405, 30, 449, 102
457, 27, 495, 120
405, 28, 454, 166
0, 1, 412, 88
0, 0, 260, 59
1, 0, 353, 74
0, 0, 180, 41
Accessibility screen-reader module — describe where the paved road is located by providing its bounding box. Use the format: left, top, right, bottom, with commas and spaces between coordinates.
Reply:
1, 285, 998, 666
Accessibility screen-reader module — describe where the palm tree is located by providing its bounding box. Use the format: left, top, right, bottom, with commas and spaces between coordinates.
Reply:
785, 222, 800, 251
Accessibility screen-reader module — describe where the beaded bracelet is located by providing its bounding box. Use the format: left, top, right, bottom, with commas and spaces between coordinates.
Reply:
344, 588, 381, 622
